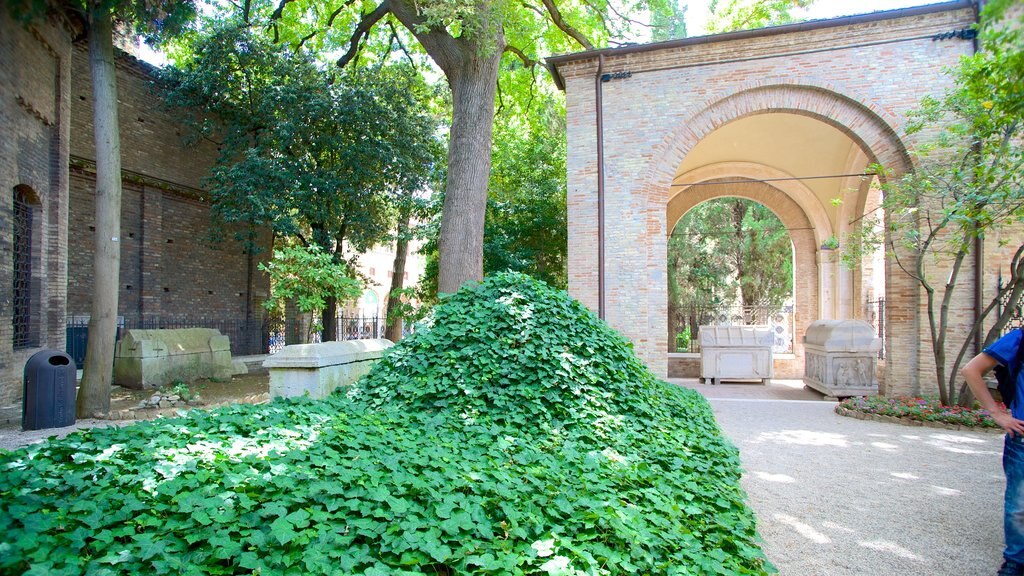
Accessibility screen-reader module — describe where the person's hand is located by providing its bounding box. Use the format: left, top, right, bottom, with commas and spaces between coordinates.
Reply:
992, 411, 1024, 437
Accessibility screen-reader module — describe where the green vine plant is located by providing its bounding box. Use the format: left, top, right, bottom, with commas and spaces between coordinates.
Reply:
258, 244, 363, 336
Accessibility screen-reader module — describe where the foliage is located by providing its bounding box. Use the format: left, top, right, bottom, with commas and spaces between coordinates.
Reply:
0, 273, 771, 575
841, 4, 1024, 405
484, 103, 568, 289
165, 380, 196, 403
161, 19, 440, 256
838, 396, 1000, 429
259, 244, 363, 332
8, 0, 197, 41
675, 326, 692, 351
705, 0, 815, 34
669, 198, 792, 310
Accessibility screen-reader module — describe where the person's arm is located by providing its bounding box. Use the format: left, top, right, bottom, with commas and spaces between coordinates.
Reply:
962, 352, 1024, 436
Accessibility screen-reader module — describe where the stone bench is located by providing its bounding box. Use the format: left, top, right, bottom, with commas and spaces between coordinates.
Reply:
263, 339, 393, 400
113, 328, 234, 389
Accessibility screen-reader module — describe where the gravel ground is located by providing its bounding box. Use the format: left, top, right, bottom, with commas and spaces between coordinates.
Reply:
0, 418, 130, 451
708, 396, 1004, 576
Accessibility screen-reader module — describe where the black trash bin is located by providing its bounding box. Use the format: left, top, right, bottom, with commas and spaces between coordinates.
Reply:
23, 349, 77, 431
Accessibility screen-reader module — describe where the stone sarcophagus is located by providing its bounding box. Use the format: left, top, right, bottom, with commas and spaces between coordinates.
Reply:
263, 339, 393, 400
113, 328, 234, 389
699, 325, 774, 385
803, 320, 881, 397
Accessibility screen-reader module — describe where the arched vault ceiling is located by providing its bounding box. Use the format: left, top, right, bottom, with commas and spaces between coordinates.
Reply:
675, 113, 870, 211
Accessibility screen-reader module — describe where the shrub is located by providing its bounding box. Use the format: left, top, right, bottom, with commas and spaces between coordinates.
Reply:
838, 395, 1000, 429
0, 273, 771, 575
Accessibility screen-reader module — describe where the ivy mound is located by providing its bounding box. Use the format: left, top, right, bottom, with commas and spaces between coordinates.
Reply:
0, 273, 771, 575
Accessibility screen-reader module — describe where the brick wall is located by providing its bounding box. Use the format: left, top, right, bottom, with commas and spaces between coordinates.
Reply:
555, 3, 983, 393
0, 11, 75, 406
1, 27, 270, 405
66, 43, 271, 327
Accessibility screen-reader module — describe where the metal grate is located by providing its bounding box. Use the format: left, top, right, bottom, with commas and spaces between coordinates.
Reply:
12, 189, 37, 349
670, 304, 794, 354
997, 277, 1024, 331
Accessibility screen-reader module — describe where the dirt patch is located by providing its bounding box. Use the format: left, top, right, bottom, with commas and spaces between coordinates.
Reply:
109, 372, 270, 417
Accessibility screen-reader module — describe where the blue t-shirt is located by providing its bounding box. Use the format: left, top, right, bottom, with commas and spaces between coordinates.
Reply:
985, 328, 1024, 420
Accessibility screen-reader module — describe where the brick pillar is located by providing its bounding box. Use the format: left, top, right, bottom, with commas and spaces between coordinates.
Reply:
139, 185, 162, 321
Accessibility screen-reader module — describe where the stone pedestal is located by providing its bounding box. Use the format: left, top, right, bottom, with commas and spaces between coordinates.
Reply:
699, 325, 774, 385
263, 339, 393, 400
113, 328, 234, 389
803, 320, 881, 397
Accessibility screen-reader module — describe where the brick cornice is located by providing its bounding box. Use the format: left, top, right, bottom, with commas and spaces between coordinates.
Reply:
547, 1, 977, 88
69, 155, 206, 202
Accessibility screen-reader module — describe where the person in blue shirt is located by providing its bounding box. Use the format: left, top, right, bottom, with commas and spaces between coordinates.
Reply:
964, 328, 1024, 576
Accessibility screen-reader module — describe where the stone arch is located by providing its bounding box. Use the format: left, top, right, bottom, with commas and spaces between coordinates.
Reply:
669, 162, 833, 247
666, 179, 816, 375
643, 81, 913, 206
643, 83, 912, 376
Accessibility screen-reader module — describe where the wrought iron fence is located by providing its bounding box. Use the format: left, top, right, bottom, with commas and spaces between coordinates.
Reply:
670, 304, 794, 354
65, 316, 270, 367
66, 315, 394, 364
997, 277, 1024, 331
265, 316, 385, 354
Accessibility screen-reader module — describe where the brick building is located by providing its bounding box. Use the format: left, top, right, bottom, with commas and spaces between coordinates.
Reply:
1, 9, 270, 406
549, 0, 1021, 396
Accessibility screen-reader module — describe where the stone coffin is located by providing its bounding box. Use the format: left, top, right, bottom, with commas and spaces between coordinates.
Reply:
803, 320, 881, 397
264, 339, 393, 400
113, 328, 234, 389
699, 325, 774, 385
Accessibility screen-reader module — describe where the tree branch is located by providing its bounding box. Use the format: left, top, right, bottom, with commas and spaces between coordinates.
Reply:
538, 0, 594, 50
387, 20, 416, 67
337, 1, 391, 68
503, 44, 537, 67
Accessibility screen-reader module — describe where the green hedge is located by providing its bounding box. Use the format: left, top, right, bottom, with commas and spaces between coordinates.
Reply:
0, 273, 771, 575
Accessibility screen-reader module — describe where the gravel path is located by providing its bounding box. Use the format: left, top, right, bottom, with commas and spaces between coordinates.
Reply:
708, 396, 1004, 576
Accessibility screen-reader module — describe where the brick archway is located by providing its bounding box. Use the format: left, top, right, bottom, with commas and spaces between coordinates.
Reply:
550, 2, 976, 379
641, 81, 912, 215
667, 178, 818, 377
636, 84, 912, 377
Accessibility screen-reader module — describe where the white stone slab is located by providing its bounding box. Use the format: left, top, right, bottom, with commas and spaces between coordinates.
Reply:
699, 325, 774, 385
264, 339, 393, 400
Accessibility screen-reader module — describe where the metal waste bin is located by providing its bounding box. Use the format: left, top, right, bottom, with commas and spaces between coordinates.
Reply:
23, 349, 77, 431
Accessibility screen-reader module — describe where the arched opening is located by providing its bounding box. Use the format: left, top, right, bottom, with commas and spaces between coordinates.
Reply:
12, 185, 42, 349
657, 103, 901, 378
668, 197, 795, 354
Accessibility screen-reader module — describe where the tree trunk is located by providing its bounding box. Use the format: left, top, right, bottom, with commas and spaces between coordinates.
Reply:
322, 296, 338, 341
436, 52, 502, 294
78, 3, 121, 418
385, 207, 412, 342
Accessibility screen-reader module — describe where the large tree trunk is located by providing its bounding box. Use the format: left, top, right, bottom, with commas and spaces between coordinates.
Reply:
384, 206, 412, 342
436, 54, 502, 294
78, 3, 121, 418
386, 0, 503, 295
322, 296, 338, 341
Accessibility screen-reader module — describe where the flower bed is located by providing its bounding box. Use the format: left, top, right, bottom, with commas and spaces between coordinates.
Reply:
836, 395, 1001, 430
